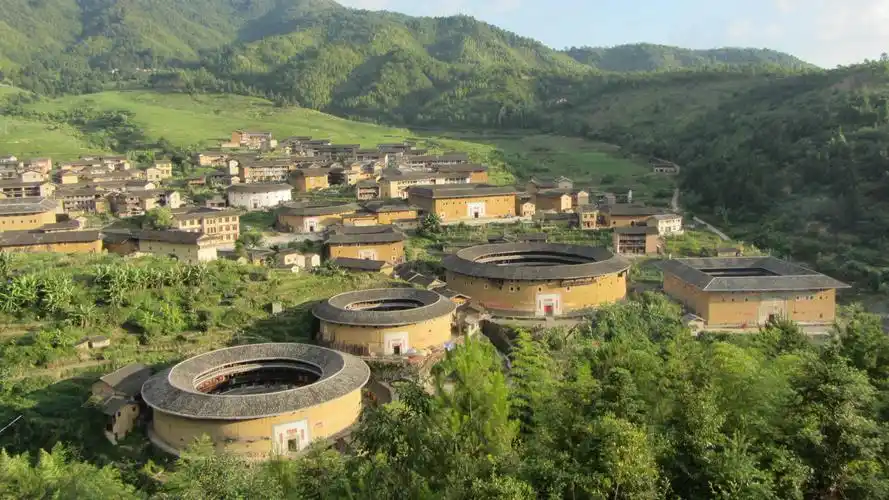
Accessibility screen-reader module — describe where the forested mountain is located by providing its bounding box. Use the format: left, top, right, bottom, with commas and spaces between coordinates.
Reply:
563, 43, 815, 72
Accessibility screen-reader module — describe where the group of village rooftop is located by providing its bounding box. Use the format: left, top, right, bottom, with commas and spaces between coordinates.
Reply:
0, 130, 683, 260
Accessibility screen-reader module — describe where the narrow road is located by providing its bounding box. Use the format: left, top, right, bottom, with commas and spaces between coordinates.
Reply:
671, 188, 679, 212
693, 216, 731, 241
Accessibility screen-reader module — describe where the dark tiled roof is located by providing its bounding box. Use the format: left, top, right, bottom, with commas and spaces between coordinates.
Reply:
0, 229, 100, 247
362, 200, 417, 213
614, 226, 660, 235
0, 180, 50, 188
356, 180, 379, 188
326, 231, 405, 244
171, 207, 241, 221
407, 184, 516, 199
436, 163, 487, 173
330, 257, 391, 271
293, 168, 330, 177
379, 170, 451, 181
515, 233, 548, 242
279, 202, 359, 216
0, 197, 57, 215
99, 363, 152, 397
437, 288, 469, 299
136, 230, 208, 245
142, 344, 370, 420
407, 153, 470, 162
313, 288, 456, 326
226, 183, 292, 194
328, 224, 399, 235
101, 396, 133, 416
38, 219, 83, 231
605, 204, 664, 216
406, 273, 444, 288
536, 189, 573, 198
658, 257, 851, 292
442, 243, 630, 281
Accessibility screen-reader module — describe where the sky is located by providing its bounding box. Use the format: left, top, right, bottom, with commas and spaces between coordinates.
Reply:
335, 0, 889, 68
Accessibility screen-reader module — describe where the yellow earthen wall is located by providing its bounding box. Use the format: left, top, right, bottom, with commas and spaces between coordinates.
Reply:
409, 194, 515, 221
445, 271, 626, 315
328, 241, 405, 264
150, 388, 362, 459
375, 209, 418, 225
663, 273, 837, 327
0, 240, 102, 253
320, 314, 453, 355
605, 214, 652, 228
0, 210, 56, 231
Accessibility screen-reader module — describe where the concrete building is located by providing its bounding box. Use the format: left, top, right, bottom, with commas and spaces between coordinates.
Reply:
277, 202, 360, 233
314, 288, 457, 356
0, 180, 55, 198
54, 187, 109, 215
224, 130, 277, 150
612, 226, 662, 256
442, 243, 630, 319
142, 343, 369, 458
172, 207, 241, 246
660, 257, 850, 330
109, 190, 182, 217
436, 164, 489, 183
0, 197, 58, 231
378, 170, 471, 199
648, 213, 684, 236
325, 225, 406, 264
136, 230, 218, 263
407, 184, 516, 222
0, 229, 102, 253
578, 205, 600, 230
276, 249, 321, 271
227, 184, 292, 210
355, 180, 380, 200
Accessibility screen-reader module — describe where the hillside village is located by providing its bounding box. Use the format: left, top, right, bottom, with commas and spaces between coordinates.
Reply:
0, 127, 858, 463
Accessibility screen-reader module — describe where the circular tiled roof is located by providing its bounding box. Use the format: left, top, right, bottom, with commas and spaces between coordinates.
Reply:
441, 243, 629, 281
312, 288, 456, 326
141, 343, 369, 420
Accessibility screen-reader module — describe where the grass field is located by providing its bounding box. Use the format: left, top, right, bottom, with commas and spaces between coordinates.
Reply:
0, 90, 668, 192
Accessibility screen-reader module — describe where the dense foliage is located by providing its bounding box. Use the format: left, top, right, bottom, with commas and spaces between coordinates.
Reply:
3, 293, 889, 498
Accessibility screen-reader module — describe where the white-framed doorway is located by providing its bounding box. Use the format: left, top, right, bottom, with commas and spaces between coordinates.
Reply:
535, 293, 562, 317
272, 420, 310, 454
466, 201, 486, 219
383, 332, 409, 355
358, 249, 378, 260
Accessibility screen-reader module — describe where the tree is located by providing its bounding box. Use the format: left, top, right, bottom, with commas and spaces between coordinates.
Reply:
142, 207, 173, 230
419, 213, 442, 236
236, 229, 265, 250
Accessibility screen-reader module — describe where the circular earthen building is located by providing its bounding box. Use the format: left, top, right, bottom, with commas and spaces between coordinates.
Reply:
313, 288, 457, 356
441, 243, 630, 318
141, 343, 369, 459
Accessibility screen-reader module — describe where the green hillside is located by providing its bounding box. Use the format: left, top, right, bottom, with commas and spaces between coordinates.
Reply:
563, 43, 815, 72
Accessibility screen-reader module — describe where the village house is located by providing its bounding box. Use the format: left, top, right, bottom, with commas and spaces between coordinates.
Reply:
136, 230, 218, 263
238, 160, 292, 184
341, 211, 378, 226
109, 190, 182, 217
601, 204, 664, 228
291, 168, 330, 192
92, 363, 153, 444
100, 155, 131, 170
405, 153, 470, 168
26, 158, 52, 176
356, 180, 380, 200
577, 205, 600, 230
362, 200, 420, 225
533, 189, 573, 213
355, 149, 389, 163
57, 171, 80, 185
311, 144, 360, 160
660, 257, 850, 330
275, 249, 321, 271
404, 271, 446, 290
0, 198, 59, 231
650, 157, 681, 174
277, 202, 360, 233
0, 180, 55, 198
435, 163, 489, 183
0, 229, 102, 254
325, 225, 406, 264
145, 160, 173, 182
195, 151, 229, 167
612, 226, 662, 256
515, 195, 536, 218
223, 130, 277, 150
526, 176, 573, 194
226, 183, 292, 210
171, 207, 241, 246
648, 213, 684, 236
407, 184, 517, 222
379, 170, 471, 199
329, 256, 394, 275
204, 195, 228, 209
